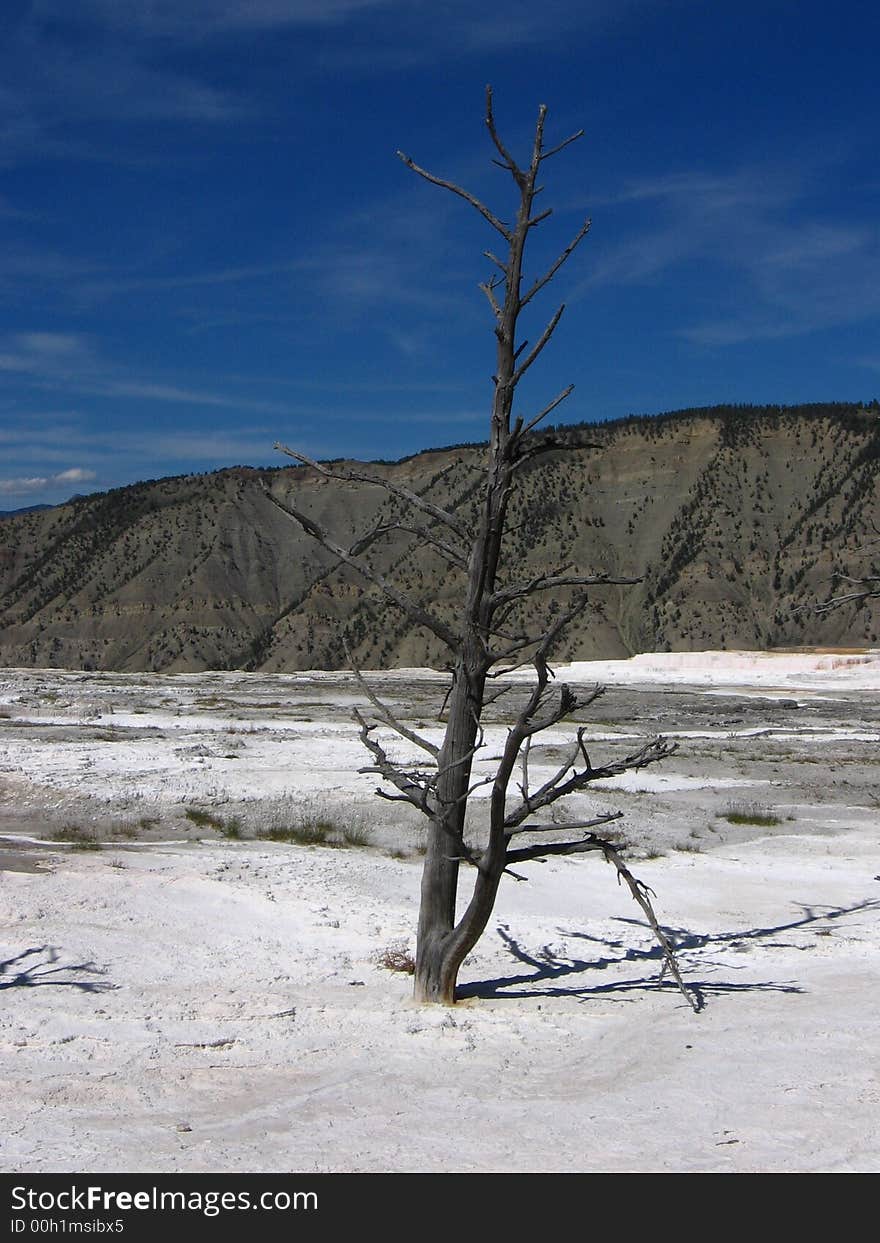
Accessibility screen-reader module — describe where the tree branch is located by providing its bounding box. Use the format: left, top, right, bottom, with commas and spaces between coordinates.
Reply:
513, 384, 574, 443
521, 219, 591, 308
273, 444, 470, 543
539, 129, 585, 161
349, 518, 468, 570
505, 832, 611, 863
346, 650, 440, 759
504, 811, 623, 837
485, 84, 525, 183
513, 304, 565, 385
491, 570, 641, 609
354, 709, 435, 815
479, 277, 504, 321
264, 488, 459, 651
815, 572, 880, 613
397, 150, 512, 241
527, 206, 553, 228
504, 734, 676, 829
600, 840, 700, 1012
488, 590, 592, 664
504, 830, 698, 1011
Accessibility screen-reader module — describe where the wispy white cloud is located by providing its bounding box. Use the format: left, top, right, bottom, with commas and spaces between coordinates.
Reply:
0, 466, 96, 496
86, 378, 289, 415
0, 247, 105, 293
0, 6, 250, 167
79, 261, 303, 301
31, 0, 396, 36
0, 331, 95, 374
54, 467, 97, 484
0, 0, 662, 166
30, 0, 640, 47
582, 162, 880, 344
0, 331, 292, 415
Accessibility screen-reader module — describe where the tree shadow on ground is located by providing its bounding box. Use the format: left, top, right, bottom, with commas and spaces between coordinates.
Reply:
0, 945, 115, 992
458, 897, 880, 1009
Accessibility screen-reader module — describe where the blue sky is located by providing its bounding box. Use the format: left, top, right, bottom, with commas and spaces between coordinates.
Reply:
1, 0, 878, 505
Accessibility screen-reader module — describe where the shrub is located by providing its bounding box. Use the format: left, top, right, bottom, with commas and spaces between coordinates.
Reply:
253, 796, 371, 849
184, 807, 224, 830
184, 807, 242, 838
259, 820, 330, 846
340, 821, 372, 848
56, 824, 102, 851
719, 801, 781, 827
375, 940, 416, 974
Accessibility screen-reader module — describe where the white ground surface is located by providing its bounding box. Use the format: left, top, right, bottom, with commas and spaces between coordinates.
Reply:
1, 652, 878, 1173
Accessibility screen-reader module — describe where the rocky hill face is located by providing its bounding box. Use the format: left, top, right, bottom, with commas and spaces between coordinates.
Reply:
1, 403, 878, 672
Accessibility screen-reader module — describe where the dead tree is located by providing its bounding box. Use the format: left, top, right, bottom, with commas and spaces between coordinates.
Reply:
269, 90, 689, 1007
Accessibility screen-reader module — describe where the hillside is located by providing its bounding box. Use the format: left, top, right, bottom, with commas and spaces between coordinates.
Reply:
1, 402, 878, 672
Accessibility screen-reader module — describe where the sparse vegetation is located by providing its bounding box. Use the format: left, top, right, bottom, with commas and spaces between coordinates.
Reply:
375, 940, 416, 975
259, 820, 331, 846
256, 808, 372, 850
56, 824, 102, 850
340, 821, 372, 848
720, 801, 782, 827
184, 807, 242, 838
184, 806, 225, 830
109, 824, 141, 840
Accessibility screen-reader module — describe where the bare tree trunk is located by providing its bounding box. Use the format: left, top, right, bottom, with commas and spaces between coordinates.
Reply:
414, 640, 496, 1001
271, 89, 695, 1012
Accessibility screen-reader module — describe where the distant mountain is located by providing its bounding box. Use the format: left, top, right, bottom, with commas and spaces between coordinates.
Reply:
1, 402, 878, 672
0, 503, 53, 520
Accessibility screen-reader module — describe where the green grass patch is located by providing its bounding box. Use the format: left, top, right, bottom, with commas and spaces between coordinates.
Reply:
56, 824, 103, 851
184, 807, 242, 838
340, 822, 372, 847
258, 819, 332, 846
719, 800, 782, 827
254, 798, 372, 849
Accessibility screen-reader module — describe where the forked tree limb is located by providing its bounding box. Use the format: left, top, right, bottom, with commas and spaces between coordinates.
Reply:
354, 709, 435, 814
264, 489, 459, 651
503, 734, 676, 828
345, 647, 440, 759
273, 444, 469, 543
349, 518, 468, 570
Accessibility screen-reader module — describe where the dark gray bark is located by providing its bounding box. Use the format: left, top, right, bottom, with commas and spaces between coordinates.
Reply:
272, 89, 692, 1010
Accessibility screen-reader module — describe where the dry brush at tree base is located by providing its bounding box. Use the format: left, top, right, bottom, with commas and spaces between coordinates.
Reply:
268, 90, 694, 1007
